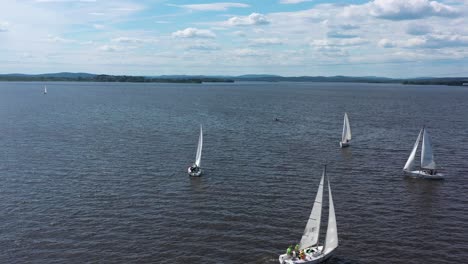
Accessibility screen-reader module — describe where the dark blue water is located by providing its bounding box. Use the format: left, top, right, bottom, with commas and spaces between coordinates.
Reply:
0, 81, 467, 263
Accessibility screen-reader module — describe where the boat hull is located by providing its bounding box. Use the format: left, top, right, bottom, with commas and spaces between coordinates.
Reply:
279, 247, 334, 264
404, 170, 444, 180
339, 142, 350, 148
188, 167, 202, 177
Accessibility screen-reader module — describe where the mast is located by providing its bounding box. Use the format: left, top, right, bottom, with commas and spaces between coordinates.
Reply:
323, 166, 338, 255
321, 164, 326, 250
420, 126, 424, 173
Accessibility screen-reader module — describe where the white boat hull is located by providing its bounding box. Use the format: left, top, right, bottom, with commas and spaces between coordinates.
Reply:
404, 170, 444, 180
339, 141, 350, 148
279, 247, 334, 264
188, 167, 202, 177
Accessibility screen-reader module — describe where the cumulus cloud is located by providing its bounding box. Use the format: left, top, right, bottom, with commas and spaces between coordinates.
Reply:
227, 13, 270, 26
233, 48, 265, 57
233, 31, 246, 37
111, 37, 157, 44
327, 31, 358, 39
338, 24, 360, 30
186, 41, 220, 51
311, 38, 368, 47
406, 23, 433, 35
172, 2, 249, 11
379, 34, 468, 49
378, 38, 397, 48
47, 35, 76, 43
250, 38, 283, 46
0, 22, 10, 32
368, 0, 459, 20
99, 45, 119, 52
408, 34, 468, 48
172, 28, 216, 38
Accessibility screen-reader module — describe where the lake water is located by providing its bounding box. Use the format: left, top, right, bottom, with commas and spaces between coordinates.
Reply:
0, 81, 467, 263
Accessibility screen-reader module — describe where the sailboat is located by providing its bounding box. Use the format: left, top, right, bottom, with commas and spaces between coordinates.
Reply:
403, 127, 444, 179
339, 112, 351, 148
187, 125, 203, 177
279, 165, 338, 264
43, 85, 47, 94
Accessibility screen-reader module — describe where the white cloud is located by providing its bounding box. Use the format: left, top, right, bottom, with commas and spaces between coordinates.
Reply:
310, 38, 368, 47
93, 24, 105, 29
368, 0, 459, 20
172, 2, 249, 11
172, 27, 216, 38
379, 34, 468, 49
233, 31, 246, 37
279, 0, 313, 4
327, 31, 358, 38
0, 22, 9, 32
250, 38, 283, 45
111, 37, 142, 43
406, 23, 433, 35
111, 37, 158, 44
378, 38, 397, 48
46, 35, 76, 43
233, 48, 265, 57
227, 13, 270, 26
408, 34, 468, 48
99, 45, 119, 52
185, 41, 220, 51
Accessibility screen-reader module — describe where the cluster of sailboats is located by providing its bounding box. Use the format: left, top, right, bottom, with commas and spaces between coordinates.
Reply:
186, 112, 444, 263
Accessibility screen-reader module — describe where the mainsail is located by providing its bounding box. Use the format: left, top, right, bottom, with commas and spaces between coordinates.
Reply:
403, 128, 423, 171
421, 129, 436, 170
195, 125, 203, 167
341, 113, 351, 143
323, 179, 338, 255
299, 172, 324, 250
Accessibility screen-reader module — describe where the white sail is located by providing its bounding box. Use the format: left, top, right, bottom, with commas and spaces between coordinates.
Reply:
44, 85, 47, 94
403, 128, 423, 171
299, 172, 324, 250
421, 129, 436, 170
341, 113, 351, 143
195, 125, 203, 167
324, 179, 338, 255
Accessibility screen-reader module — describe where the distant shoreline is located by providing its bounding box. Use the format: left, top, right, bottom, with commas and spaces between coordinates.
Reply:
0, 74, 234, 84
0, 73, 467, 86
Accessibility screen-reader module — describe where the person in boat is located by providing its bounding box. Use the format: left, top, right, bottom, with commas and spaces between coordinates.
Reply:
190, 164, 198, 172
300, 250, 305, 260
294, 244, 300, 255
286, 245, 293, 256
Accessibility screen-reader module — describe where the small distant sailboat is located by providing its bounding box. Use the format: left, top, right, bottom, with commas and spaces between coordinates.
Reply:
188, 125, 203, 177
43, 85, 47, 94
339, 112, 351, 148
279, 165, 338, 264
403, 127, 444, 179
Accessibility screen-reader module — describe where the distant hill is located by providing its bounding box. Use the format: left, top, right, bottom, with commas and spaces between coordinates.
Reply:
231, 75, 397, 83
0, 72, 467, 86
36, 72, 96, 78
402, 77, 468, 86
0, 73, 233, 83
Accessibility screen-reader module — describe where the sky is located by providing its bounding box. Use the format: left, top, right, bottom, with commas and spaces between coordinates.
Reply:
0, 0, 467, 77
